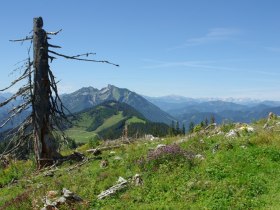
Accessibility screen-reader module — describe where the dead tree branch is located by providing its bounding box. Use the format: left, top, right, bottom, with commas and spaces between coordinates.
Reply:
9, 36, 33, 42
48, 50, 119, 66
47, 29, 62, 35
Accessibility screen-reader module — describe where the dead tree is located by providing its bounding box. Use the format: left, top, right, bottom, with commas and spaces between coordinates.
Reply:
0, 17, 118, 169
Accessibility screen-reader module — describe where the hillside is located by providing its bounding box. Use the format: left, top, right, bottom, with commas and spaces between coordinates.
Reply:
66, 101, 170, 142
2, 114, 280, 209
61, 85, 175, 125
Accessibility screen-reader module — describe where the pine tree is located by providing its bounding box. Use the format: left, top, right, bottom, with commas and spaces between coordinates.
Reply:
175, 121, 180, 135
210, 115, 216, 124
182, 123, 186, 135
189, 122, 195, 133
204, 117, 209, 127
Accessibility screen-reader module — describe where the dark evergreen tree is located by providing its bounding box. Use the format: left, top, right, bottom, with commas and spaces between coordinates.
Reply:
189, 121, 194, 133
200, 121, 205, 128
210, 115, 215, 124
204, 117, 209, 127
175, 121, 180, 135
182, 123, 186, 135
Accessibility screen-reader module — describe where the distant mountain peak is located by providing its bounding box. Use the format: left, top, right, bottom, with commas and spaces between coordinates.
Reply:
61, 85, 174, 124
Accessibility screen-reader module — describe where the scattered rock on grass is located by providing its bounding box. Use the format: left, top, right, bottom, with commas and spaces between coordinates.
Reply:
155, 144, 166, 150
114, 156, 123, 160
100, 160, 109, 168
225, 130, 238, 138
195, 154, 205, 160
41, 188, 82, 210
132, 174, 143, 186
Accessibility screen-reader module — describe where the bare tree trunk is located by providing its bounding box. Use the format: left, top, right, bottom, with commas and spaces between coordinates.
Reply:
33, 17, 61, 169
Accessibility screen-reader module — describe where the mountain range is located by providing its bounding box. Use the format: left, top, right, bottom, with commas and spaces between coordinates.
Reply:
1, 86, 280, 135
145, 95, 280, 127
61, 85, 175, 124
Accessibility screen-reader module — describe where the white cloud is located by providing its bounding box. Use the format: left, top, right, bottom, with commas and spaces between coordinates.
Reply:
186, 28, 240, 46
169, 27, 240, 50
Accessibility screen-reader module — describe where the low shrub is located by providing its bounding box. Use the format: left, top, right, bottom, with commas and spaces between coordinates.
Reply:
137, 144, 195, 171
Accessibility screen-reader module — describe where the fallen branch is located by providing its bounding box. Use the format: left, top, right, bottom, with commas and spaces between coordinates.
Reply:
97, 177, 128, 199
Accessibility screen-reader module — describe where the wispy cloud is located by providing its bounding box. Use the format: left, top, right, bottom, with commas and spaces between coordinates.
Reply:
169, 27, 240, 50
142, 59, 280, 76
266, 47, 280, 52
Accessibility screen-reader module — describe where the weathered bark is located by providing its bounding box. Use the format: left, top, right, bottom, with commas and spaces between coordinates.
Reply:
33, 17, 61, 168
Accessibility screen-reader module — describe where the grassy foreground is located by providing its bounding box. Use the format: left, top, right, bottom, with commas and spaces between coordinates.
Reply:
1, 118, 280, 209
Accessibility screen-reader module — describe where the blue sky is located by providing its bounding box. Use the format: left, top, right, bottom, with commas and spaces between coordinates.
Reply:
0, 0, 280, 99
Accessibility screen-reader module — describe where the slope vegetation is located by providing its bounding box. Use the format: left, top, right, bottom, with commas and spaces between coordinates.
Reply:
66, 101, 169, 142
1, 114, 280, 209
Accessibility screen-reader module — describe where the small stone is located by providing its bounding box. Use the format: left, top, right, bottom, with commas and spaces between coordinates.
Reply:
56, 196, 66, 204
225, 130, 238, 138
44, 171, 54, 177
268, 112, 276, 120
46, 190, 59, 199
195, 154, 205, 160
100, 160, 108, 168
62, 188, 74, 198
132, 174, 143, 186
155, 144, 166, 150
212, 144, 219, 154
114, 156, 122, 160
199, 139, 204, 143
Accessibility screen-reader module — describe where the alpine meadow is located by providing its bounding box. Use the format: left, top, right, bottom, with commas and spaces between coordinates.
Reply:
1, 1, 280, 209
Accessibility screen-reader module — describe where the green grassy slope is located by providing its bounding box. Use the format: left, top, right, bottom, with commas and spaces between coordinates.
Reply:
2, 116, 280, 209
65, 101, 163, 142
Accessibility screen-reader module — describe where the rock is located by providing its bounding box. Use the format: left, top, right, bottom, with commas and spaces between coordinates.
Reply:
217, 131, 224, 135
110, 151, 116, 154
212, 144, 219, 154
225, 130, 238, 138
240, 145, 247, 149
199, 139, 204, 143
46, 191, 59, 199
62, 188, 74, 198
247, 126, 254, 132
42, 188, 82, 209
195, 154, 205, 160
0, 155, 10, 168
238, 126, 254, 132
155, 144, 166, 150
145, 134, 158, 141
114, 156, 123, 160
132, 174, 143, 186
100, 160, 109, 168
268, 112, 277, 120
56, 196, 66, 204
43, 171, 54, 177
